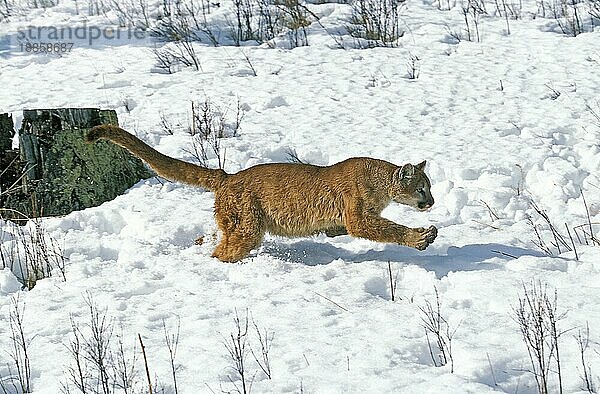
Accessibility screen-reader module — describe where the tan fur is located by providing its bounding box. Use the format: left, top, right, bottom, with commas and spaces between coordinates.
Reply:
87, 125, 438, 262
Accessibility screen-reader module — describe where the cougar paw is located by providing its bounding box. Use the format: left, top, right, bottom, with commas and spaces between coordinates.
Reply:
412, 225, 437, 250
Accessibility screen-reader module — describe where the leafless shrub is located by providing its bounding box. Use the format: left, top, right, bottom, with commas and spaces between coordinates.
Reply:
277, 0, 311, 48
151, 2, 202, 71
526, 190, 598, 259
513, 281, 566, 394
283, 148, 306, 164
227, 0, 311, 48
184, 98, 245, 169
537, 0, 597, 36
434, 0, 455, 10
187, 0, 222, 46
419, 287, 456, 372
406, 53, 420, 79
493, 0, 521, 34
348, 0, 405, 47
159, 111, 180, 135
223, 309, 254, 394
109, 0, 151, 29
555, 0, 585, 36
219, 311, 275, 392
152, 43, 201, 74
0, 1, 10, 20
444, 24, 462, 42
149, 0, 221, 46
62, 295, 140, 394
111, 331, 139, 394
590, 0, 600, 22
575, 323, 596, 393
26, 0, 57, 9
250, 319, 273, 380
227, 0, 289, 46
163, 318, 181, 394
0, 0, 22, 21
1, 295, 32, 394
300, 3, 348, 48
101, 0, 310, 49
0, 213, 66, 290
256, 0, 284, 43
62, 316, 87, 394
83, 296, 114, 394
461, 0, 486, 42
230, 0, 258, 44
527, 196, 575, 257
187, 100, 227, 169
152, 45, 178, 74
88, 0, 110, 16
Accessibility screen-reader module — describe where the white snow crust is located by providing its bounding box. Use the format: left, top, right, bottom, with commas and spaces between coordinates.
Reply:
1, 1, 600, 392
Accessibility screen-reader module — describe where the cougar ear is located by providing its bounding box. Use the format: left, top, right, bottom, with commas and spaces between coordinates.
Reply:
416, 160, 427, 171
394, 163, 415, 182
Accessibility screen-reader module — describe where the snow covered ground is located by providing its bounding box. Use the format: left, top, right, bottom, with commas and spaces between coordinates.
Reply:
1, 0, 600, 392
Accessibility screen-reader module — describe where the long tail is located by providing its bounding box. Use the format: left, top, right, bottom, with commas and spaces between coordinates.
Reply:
86, 125, 227, 191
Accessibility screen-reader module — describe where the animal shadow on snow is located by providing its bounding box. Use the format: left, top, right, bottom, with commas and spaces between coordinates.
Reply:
262, 240, 543, 278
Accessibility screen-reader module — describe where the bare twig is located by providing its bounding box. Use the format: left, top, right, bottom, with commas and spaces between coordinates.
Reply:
240, 50, 258, 77
479, 200, 500, 221
223, 309, 253, 393
5, 295, 32, 393
574, 323, 596, 393
419, 287, 455, 372
313, 291, 349, 312
486, 352, 498, 387
387, 261, 399, 301
138, 334, 153, 394
580, 188, 599, 246
513, 281, 566, 394
250, 319, 273, 380
82, 295, 113, 394
491, 249, 518, 259
63, 315, 87, 394
565, 224, 578, 261
162, 318, 180, 394
112, 330, 138, 394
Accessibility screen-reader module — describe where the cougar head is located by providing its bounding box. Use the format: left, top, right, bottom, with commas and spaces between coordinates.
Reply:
390, 160, 434, 211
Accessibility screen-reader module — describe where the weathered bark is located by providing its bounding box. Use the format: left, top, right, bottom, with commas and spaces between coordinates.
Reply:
0, 114, 20, 211
2, 108, 153, 221
0, 113, 13, 151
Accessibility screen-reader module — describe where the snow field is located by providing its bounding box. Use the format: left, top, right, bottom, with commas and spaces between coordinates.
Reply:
1, 0, 600, 392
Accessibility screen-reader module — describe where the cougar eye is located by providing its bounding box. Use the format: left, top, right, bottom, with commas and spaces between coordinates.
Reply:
417, 187, 424, 194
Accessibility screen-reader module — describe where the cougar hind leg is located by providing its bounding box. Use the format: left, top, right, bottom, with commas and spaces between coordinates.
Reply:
211, 195, 265, 262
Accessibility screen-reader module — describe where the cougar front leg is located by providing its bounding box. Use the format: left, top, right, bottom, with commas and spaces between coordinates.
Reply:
344, 204, 437, 250
401, 225, 437, 250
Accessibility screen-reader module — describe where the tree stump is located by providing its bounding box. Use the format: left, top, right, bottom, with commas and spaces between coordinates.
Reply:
0, 114, 20, 211
1, 108, 153, 222
0, 113, 13, 151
